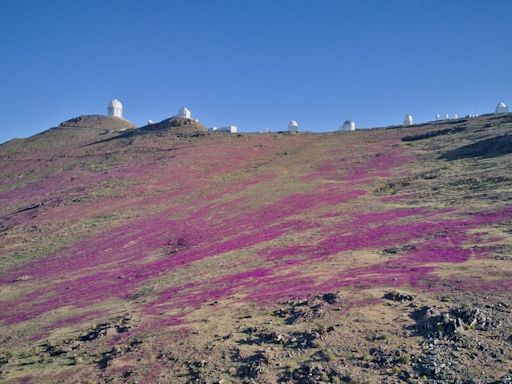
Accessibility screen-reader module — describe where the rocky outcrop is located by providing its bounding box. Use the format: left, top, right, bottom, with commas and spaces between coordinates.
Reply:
141, 116, 207, 134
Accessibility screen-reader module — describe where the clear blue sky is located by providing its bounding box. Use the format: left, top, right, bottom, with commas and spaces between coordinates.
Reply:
0, 0, 510, 142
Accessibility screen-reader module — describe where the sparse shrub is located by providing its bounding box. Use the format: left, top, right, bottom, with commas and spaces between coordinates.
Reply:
228, 366, 237, 375
398, 353, 410, 365
390, 365, 401, 375
460, 301, 473, 312
286, 360, 299, 372
323, 348, 336, 361
360, 351, 372, 362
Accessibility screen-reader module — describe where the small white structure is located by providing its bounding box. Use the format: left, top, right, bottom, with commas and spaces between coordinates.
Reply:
445, 113, 450, 120
176, 107, 192, 119
403, 114, 413, 127
341, 120, 356, 131
288, 120, 299, 133
210, 125, 238, 133
454, 114, 458, 119
108, 99, 123, 118
147, 120, 154, 125
435, 113, 441, 120
496, 102, 509, 114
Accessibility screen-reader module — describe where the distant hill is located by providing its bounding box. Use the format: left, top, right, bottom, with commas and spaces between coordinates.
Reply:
0, 114, 512, 383
58, 115, 136, 130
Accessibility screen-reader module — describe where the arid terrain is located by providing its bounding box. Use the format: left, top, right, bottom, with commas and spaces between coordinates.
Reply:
1, 114, 512, 383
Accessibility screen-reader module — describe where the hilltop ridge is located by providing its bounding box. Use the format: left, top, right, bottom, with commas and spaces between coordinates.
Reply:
59, 115, 136, 131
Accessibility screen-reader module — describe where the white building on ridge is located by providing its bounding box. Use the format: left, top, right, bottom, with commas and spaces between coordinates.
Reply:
496, 102, 509, 114
176, 107, 192, 119
210, 126, 238, 133
403, 114, 413, 127
108, 99, 123, 118
341, 120, 356, 131
288, 120, 299, 133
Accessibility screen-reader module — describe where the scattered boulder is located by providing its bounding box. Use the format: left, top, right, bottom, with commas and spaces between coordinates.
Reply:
79, 315, 132, 341
286, 327, 332, 350
407, 301, 511, 381
322, 292, 338, 304
490, 375, 512, 384
413, 304, 499, 340
384, 290, 414, 302
415, 348, 454, 380
96, 347, 120, 369
237, 350, 269, 379
274, 293, 339, 324
187, 359, 209, 381
242, 329, 285, 345
279, 362, 342, 384
383, 244, 416, 255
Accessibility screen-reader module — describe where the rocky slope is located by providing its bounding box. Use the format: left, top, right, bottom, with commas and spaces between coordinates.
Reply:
0, 114, 511, 383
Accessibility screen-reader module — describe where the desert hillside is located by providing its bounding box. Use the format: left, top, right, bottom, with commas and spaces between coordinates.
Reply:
1, 115, 512, 383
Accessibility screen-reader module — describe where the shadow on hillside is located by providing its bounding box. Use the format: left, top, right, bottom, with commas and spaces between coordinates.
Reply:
402, 126, 466, 142
440, 134, 512, 160
83, 127, 207, 147
82, 130, 137, 147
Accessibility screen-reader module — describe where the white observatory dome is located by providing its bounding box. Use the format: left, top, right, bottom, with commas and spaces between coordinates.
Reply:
496, 102, 509, 114
176, 107, 192, 119
288, 120, 299, 133
342, 120, 356, 131
403, 114, 413, 127
107, 99, 123, 118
